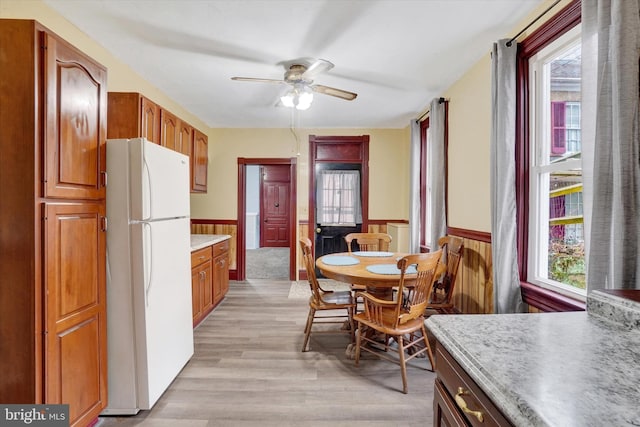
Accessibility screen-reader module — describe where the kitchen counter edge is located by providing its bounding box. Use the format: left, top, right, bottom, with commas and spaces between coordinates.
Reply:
190, 234, 231, 251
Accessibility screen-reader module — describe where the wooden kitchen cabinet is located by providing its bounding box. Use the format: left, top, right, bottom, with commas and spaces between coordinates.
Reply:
178, 120, 193, 157
191, 128, 209, 193
44, 203, 107, 423
107, 92, 160, 144
212, 240, 230, 305
190, 239, 229, 327
0, 19, 107, 427
108, 91, 207, 192
160, 108, 180, 151
433, 343, 512, 427
191, 246, 214, 327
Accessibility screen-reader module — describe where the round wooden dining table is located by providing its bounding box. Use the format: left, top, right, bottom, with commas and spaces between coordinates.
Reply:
316, 251, 446, 299
316, 251, 414, 299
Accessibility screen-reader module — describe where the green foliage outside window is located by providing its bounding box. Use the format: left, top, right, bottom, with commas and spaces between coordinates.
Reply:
548, 240, 585, 289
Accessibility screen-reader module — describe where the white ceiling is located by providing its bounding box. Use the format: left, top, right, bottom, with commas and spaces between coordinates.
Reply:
44, 0, 543, 129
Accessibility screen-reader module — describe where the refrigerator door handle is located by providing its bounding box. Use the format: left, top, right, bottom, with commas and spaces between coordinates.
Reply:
143, 221, 153, 306
142, 158, 153, 222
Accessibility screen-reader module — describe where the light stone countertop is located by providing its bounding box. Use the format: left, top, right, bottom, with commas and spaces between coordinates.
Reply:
190, 234, 231, 251
425, 290, 640, 426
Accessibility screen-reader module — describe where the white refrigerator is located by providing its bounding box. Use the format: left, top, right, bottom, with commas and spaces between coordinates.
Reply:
103, 138, 194, 415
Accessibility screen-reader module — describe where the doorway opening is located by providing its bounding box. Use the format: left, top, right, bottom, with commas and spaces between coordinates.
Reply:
237, 158, 297, 281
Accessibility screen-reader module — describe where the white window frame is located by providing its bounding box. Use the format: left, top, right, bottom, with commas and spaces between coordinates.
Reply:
527, 24, 585, 300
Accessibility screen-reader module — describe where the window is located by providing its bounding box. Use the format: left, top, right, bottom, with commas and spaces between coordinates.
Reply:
316, 170, 362, 225
517, 0, 584, 309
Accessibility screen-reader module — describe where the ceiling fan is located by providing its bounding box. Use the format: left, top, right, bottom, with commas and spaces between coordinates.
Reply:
231, 59, 357, 110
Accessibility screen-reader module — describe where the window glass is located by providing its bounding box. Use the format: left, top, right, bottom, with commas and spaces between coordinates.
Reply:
528, 25, 585, 295
316, 170, 362, 225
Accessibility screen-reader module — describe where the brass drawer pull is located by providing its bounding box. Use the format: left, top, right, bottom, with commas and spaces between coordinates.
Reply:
455, 387, 484, 422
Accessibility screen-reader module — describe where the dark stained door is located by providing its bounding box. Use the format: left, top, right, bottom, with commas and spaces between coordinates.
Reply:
260, 165, 290, 247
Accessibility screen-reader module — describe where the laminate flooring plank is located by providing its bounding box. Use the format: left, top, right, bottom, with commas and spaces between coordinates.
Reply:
97, 280, 435, 427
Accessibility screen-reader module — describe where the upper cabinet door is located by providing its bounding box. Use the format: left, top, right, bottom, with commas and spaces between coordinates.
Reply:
42, 32, 107, 200
191, 129, 208, 193
160, 108, 179, 151
178, 121, 193, 157
140, 96, 160, 144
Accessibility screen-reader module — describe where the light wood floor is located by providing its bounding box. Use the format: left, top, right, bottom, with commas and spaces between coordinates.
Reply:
97, 280, 436, 426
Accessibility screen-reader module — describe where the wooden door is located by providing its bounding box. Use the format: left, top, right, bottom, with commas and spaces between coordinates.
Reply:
260, 165, 290, 247
140, 96, 160, 144
42, 32, 106, 200
44, 202, 107, 427
191, 129, 208, 192
160, 109, 180, 151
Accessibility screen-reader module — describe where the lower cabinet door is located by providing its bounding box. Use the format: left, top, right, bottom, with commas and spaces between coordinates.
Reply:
191, 267, 202, 324
44, 202, 107, 427
201, 260, 213, 313
191, 259, 213, 326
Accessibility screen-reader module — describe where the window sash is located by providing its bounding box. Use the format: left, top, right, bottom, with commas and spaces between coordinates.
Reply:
527, 26, 585, 298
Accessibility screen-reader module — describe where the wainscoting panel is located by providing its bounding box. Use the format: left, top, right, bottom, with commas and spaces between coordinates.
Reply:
191, 222, 237, 271
452, 236, 494, 314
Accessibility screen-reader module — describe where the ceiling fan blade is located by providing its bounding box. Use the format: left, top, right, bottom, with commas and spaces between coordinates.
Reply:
231, 77, 285, 84
301, 59, 334, 80
311, 84, 357, 101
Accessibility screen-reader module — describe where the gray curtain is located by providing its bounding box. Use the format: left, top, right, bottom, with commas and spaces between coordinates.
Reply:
583, 0, 640, 291
409, 120, 422, 252
428, 98, 447, 250
490, 39, 525, 313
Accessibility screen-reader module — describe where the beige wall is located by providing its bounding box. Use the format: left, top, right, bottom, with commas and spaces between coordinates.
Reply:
443, 57, 493, 232
191, 128, 410, 220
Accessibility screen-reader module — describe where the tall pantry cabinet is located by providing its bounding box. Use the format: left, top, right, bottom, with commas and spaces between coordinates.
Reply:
0, 20, 108, 427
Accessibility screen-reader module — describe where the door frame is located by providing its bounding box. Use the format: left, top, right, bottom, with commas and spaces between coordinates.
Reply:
237, 157, 297, 281
308, 135, 370, 254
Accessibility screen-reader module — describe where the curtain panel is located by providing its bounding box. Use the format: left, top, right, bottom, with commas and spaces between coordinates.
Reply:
582, 0, 640, 291
490, 39, 525, 313
428, 98, 447, 251
409, 120, 422, 252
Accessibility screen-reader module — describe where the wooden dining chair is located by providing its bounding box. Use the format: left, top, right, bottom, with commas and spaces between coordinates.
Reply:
344, 232, 393, 299
428, 236, 464, 314
354, 249, 442, 394
299, 238, 356, 352
345, 232, 392, 253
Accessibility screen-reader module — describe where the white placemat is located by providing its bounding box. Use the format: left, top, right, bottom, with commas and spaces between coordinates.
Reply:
366, 264, 417, 275
321, 255, 360, 266
352, 251, 394, 257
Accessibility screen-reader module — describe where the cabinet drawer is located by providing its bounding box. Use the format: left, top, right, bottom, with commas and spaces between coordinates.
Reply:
212, 239, 229, 257
436, 345, 512, 427
191, 246, 212, 267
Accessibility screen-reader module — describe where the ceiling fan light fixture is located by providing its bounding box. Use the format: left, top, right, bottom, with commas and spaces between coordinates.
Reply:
281, 84, 313, 111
